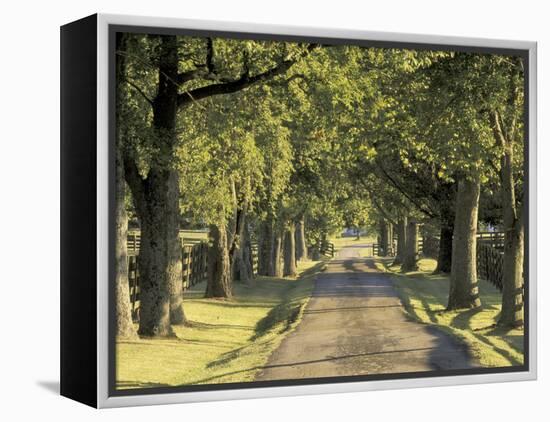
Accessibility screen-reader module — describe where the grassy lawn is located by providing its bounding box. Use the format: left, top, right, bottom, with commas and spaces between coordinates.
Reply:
331, 235, 376, 257
376, 258, 524, 368
116, 260, 324, 389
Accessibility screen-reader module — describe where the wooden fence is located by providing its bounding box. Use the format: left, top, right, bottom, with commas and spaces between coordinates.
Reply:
476, 242, 504, 291
319, 240, 335, 257
476, 231, 505, 250
370, 232, 507, 291
127, 231, 259, 321
127, 241, 209, 321
251, 243, 259, 274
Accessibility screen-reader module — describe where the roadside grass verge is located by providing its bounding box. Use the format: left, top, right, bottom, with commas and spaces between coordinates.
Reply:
376, 257, 524, 368
116, 260, 324, 389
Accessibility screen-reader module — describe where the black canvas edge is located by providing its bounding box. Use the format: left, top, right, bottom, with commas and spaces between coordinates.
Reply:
60, 13, 98, 408
105, 23, 531, 400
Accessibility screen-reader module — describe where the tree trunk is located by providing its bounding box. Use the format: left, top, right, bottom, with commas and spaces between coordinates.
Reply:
393, 217, 407, 265
499, 217, 524, 327
134, 171, 176, 337
230, 204, 253, 286
115, 32, 137, 339
311, 245, 321, 260
379, 220, 392, 256
205, 224, 232, 298
166, 170, 186, 324
434, 182, 456, 274
284, 225, 297, 277
388, 223, 394, 255
435, 216, 454, 274
124, 35, 183, 336
402, 220, 419, 272
241, 224, 255, 286
447, 177, 481, 310
115, 150, 137, 338
295, 216, 308, 262
270, 228, 283, 277
258, 219, 273, 276
492, 110, 524, 327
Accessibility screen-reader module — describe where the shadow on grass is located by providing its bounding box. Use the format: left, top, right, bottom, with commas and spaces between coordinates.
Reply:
485, 326, 524, 351
187, 321, 254, 330
304, 304, 402, 314
205, 261, 325, 371
117, 381, 171, 389
450, 307, 485, 330
196, 346, 442, 385
470, 332, 523, 366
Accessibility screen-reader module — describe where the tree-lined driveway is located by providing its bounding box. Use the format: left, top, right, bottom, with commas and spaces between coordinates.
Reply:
256, 243, 478, 381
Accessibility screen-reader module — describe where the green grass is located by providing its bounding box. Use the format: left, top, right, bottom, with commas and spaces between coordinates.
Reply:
116, 260, 323, 389
376, 257, 524, 368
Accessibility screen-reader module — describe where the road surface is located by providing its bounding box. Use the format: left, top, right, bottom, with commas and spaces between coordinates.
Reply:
255, 243, 477, 381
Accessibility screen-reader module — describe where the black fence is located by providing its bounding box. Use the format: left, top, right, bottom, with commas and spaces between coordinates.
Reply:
126, 230, 258, 322
127, 241, 209, 321
320, 240, 335, 257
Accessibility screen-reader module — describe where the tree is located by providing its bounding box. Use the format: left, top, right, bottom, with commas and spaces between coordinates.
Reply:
114, 33, 137, 338
283, 224, 297, 276
448, 176, 482, 309
295, 216, 308, 261
119, 35, 317, 331
401, 220, 419, 272
488, 57, 525, 327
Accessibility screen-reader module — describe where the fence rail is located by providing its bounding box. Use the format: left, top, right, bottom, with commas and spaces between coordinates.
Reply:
127, 229, 206, 256
476, 231, 505, 250
319, 240, 335, 257
127, 240, 210, 321
476, 242, 504, 291
370, 232, 507, 291
127, 231, 259, 321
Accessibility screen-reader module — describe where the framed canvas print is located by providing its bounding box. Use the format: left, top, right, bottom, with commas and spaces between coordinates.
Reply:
60, 13, 537, 408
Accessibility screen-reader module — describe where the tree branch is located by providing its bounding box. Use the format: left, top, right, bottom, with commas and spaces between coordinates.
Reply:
372, 196, 399, 227
489, 110, 507, 148
177, 44, 319, 108
177, 66, 208, 85
375, 161, 437, 219
124, 78, 154, 107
